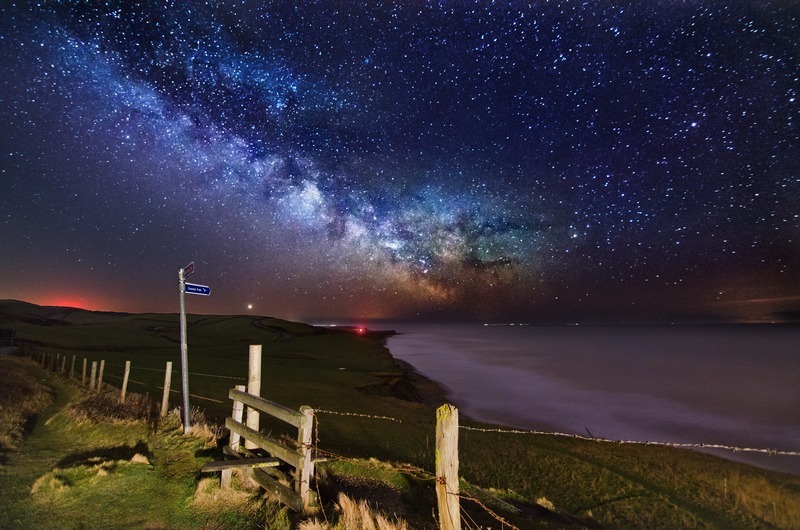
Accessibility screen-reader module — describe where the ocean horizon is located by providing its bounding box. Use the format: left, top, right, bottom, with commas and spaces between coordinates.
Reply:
367, 322, 800, 476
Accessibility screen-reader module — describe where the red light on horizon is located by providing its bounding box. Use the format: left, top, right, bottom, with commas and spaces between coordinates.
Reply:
36, 294, 102, 311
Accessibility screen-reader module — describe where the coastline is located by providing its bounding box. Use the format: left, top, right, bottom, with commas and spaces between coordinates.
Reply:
392, 358, 451, 407
382, 322, 800, 476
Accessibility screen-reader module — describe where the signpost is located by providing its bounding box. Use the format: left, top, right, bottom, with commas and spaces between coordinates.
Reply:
178, 262, 209, 434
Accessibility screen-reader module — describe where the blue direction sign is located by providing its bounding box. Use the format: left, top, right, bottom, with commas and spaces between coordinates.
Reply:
184, 283, 210, 296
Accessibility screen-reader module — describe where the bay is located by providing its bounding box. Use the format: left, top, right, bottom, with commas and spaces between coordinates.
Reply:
384, 323, 800, 475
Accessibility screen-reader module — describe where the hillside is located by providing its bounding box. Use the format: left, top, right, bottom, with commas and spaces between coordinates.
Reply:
1, 299, 800, 528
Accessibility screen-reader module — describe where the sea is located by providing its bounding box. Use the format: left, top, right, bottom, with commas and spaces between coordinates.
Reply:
379, 323, 800, 475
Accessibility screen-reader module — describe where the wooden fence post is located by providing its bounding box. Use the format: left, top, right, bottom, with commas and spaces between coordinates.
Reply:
436, 404, 460, 530
161, 361, 173, 417
89, 361, 97, 391
97, 359, 105, 392
221, 384, 247, 489
245, 345, 262, 450
120, 361, 131, 404
70, 355, 76, 379
60, 356, 67, 374
82, 358, 87, 386
297, 405, 315, 508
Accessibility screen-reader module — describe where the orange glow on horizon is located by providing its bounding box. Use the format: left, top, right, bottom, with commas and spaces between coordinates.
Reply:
31, 294, 105, 311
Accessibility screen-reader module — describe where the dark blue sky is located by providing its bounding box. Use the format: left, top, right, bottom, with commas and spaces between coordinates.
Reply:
1, 1, 798, 322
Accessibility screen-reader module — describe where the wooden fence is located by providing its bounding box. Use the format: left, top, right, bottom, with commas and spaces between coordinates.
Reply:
30, 349, 462, 527
31, 351, 174, 415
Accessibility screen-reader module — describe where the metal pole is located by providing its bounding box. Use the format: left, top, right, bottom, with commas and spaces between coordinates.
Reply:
179, 267, 191, 433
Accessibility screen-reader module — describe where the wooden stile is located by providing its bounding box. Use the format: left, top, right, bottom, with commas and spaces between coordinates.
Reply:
215, 376, 317, 512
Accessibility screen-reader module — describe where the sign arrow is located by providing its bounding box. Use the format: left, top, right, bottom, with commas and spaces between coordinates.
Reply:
184, 283, 210, 296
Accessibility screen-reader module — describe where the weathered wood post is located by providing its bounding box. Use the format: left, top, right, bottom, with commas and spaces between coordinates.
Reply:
70, 355, 76, 379
297, 405, 315, 508
89, 361, 97, 391
97, 359, 105, 392
120, 361, 131, 404
161, 361, 173, 417
245, 344, 262, 450
221, 384, 246, 489
82, 358, 87, 386
436, 404, 461, 530
60, 356, 67, 374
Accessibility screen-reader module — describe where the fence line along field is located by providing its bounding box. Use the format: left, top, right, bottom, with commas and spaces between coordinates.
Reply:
3, 299, 800, 529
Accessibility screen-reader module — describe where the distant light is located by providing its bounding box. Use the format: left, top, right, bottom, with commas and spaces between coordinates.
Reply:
247, 304, 253, 310
356, 327, 365, 334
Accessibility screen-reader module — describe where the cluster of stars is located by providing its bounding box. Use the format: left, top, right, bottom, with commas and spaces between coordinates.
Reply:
0, 1, 798, 320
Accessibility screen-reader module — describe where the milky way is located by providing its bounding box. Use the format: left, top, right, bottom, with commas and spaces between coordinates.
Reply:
1, 2, 798, 321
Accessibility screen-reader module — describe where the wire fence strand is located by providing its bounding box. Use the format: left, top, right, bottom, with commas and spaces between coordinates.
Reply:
313, 408, 403, 423
459, 425, 800, 457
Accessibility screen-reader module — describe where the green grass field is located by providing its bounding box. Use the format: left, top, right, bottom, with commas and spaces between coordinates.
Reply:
2, 299, 800, 529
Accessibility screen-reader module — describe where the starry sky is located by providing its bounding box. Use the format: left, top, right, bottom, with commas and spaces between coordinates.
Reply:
1, 1, 798, 323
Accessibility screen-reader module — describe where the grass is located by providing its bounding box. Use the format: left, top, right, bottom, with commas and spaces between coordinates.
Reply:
3, 299, 800, 529
0, 356, 53, 458
0, 356, 249, 529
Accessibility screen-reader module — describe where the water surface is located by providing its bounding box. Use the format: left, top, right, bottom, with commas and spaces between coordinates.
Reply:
385, 323, 800, 474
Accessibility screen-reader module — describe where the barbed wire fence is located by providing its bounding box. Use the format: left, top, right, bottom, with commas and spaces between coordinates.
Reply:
31, 351, 241, 410
458, 425, 800, 457
311, 403, 800, 529
29, 349, 800, 529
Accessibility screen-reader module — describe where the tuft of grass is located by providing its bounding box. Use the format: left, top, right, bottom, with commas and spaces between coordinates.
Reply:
151, 409, 216, 479
299, 493, 409, 530
191, 476, 268, 530
67, 388, 159, 425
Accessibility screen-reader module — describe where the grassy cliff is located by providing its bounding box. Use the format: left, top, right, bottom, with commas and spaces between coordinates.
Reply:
1, 299, 799, 528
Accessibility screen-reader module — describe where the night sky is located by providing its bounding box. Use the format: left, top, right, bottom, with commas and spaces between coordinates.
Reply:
1, 1, 798, 323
